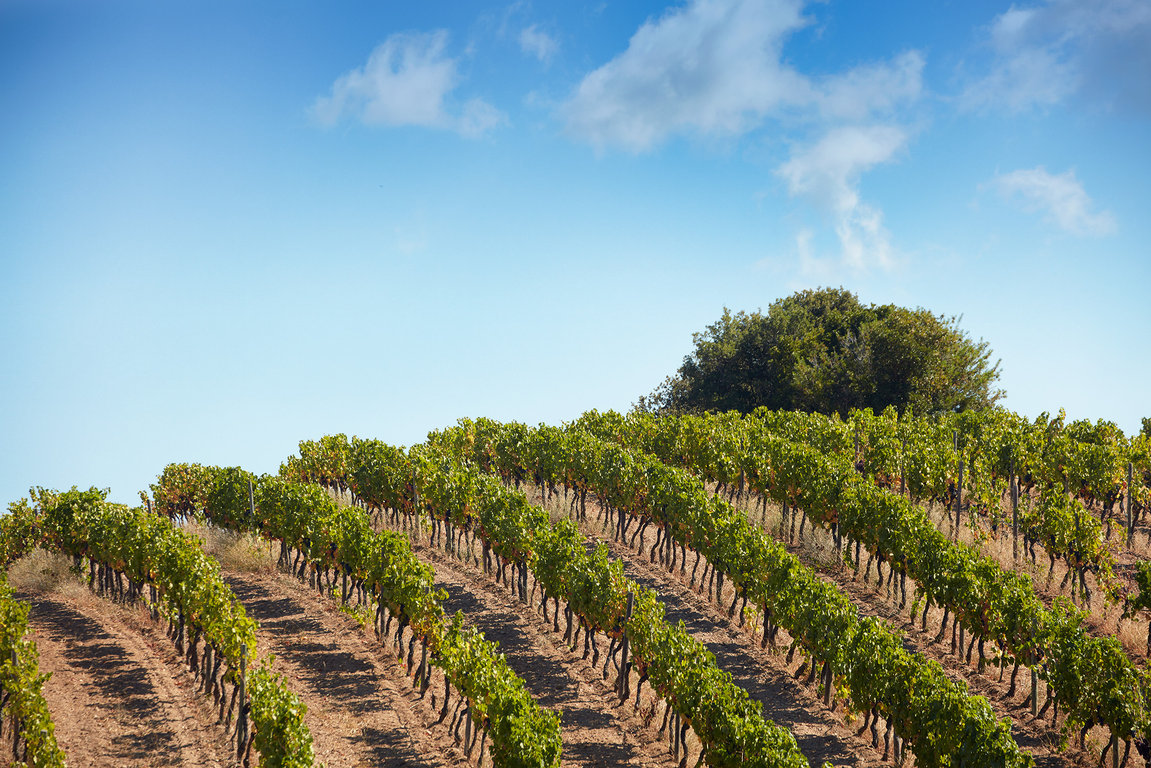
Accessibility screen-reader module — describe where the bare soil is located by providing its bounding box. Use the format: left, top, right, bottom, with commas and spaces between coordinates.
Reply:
220, 567, 465, 768
414, 543, 677, 768
15, 576, 234, 768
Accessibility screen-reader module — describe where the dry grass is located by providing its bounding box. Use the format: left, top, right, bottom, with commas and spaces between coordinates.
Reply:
543, 494, 574, 527
1118, 615, 1150, 655
182, 519, 277, 573
727, 491, 845, 571
6, 547, 86, 598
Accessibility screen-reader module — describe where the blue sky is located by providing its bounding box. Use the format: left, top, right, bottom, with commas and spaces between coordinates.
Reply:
2, 0, 1149, 506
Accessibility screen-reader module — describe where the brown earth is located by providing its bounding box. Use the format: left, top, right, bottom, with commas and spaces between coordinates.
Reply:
14, 568, 235, 768
413, 543, 677, 768
219, 567, 465, 768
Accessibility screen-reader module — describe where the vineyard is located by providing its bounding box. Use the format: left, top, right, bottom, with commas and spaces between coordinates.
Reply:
3, 407, 1151, 768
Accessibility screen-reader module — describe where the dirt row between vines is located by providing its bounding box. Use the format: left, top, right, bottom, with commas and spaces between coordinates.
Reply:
11, 560, 235, 768
10, 544, 475, 768
219, 566, 464, 768
221, 534, 683, 768
525, 486, 1112, 768
412, 542, 677, 768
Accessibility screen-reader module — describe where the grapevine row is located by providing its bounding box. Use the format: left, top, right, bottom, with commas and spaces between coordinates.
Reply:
430, 417, 1032, 768
576, 409, 1149, 762
283, 436, 816, 768
1, 509, 66, 768
845, 407, 1121, 591
709, 409, 1150, 628
0, 573, 66, 768
836, 406, 1145, 561
7, 486, 314, 768
150, 463, 564, 768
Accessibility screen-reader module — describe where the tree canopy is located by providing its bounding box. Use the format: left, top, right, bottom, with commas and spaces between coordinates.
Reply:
638, 288, 1003, 417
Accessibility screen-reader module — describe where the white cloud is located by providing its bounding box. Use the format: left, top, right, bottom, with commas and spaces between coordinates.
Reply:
459, 98, 508, 137
818, 51, 925, 122
777, 125, 906, 213
793, 227, 834, 280
776, 125, 907, 269
560, 0, 814, 151
312, 31, 506, 137
519, 24, 558, 63
962, 0, 1151, 114
989, 167, 1117, 236
560, 0, 925, 152
835, 201, 893, 270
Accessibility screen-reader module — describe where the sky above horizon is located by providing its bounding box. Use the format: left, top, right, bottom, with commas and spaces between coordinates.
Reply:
2, 0, 1149, 506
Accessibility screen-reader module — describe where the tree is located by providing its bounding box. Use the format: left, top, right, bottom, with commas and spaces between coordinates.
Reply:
637, 287, 1003, 417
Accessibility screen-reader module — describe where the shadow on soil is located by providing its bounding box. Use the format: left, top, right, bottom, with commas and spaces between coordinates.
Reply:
437, 579, 645, 767
224, 575, 439, 766
23, 594, 185, 766
612, 556, 870, 767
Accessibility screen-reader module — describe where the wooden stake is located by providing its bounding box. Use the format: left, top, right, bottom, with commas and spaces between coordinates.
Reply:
1127, 462, 1135, 545
1012, 475, 1019, 560
618, 591, 633, 702
955, 460, 964, 538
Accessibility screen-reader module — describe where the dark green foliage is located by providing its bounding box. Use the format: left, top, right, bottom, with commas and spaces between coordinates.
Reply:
639, 287, 1003, 417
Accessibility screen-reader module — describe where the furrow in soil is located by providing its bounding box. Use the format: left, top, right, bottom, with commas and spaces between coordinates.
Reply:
21, 587, 233, 768
413, 543, 676, 768
221, 569, 463, 768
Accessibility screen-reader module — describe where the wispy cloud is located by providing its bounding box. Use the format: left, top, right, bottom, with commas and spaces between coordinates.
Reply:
988, 166, 1117, 236
962, 0, 1151, 115
793, 227, 836, 281
776, 125, 907, 269
519, 24, 558, 64
312, 31, 506, 136
817, 51, 925, 122
458, 99, 507, 137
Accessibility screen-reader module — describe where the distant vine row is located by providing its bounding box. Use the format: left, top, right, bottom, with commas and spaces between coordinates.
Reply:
760, 407, 1123, 592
